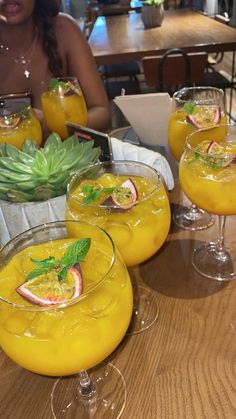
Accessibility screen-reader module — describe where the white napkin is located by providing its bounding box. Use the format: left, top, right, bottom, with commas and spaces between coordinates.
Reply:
113, 93, 172, 147
111, 137, 174, 190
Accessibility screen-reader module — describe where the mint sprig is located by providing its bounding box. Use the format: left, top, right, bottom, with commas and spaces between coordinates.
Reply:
82, 185, 116, 205
26, 238, 91, 282
58, 238, 91, 280
184, 101, 195, 114
26, 256, 57, 281
49, 78, 68, 93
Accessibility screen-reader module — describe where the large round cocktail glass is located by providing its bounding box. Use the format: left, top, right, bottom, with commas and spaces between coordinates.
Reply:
66, 160, 171, 333
0, 220, 133, 418
0, 105, 42, 148
168, 86, 227, 230
179, 123, 236, 280
41, 77, 87, 139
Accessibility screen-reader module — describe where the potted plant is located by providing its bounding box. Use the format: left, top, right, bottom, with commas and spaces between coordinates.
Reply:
0, 133, 100, 246
141, 0, 165, 29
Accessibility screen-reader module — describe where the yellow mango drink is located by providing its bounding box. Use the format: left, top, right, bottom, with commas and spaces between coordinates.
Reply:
66, 161, 171, 267
179, 124, 236, 281
0, 106, 42, 148
0, 220, 133, 377
168, 86, 227, 162
41, 77, 87, 139
179, 136, 236, 215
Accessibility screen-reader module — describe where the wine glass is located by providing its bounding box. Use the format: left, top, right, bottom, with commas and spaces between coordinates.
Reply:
179, 123, 236, 280
168, 86, 227, 230
0, 105, 42, 148
66, 160, 171, 333
0, 220, 133, 418
41, 77, 88, 140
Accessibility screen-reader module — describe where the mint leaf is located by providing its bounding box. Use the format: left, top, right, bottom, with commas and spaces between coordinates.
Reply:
49, 78, 59, 89
26, 256, 57, 281
82, 184, 116, 205
184, 101, 195, 114
25, 239, 91, 282
58, 238, 91, 280
49, 78, 68, 93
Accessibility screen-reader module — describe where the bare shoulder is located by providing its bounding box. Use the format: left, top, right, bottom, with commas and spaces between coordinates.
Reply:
54, 13, 84, 46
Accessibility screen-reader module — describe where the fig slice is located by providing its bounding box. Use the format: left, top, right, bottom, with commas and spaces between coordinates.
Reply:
187, 106, 221, 129
16, 265, 83, 307
102, 178, 138, 210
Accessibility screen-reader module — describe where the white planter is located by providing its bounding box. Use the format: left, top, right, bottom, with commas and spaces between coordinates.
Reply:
0, 195, 66, 247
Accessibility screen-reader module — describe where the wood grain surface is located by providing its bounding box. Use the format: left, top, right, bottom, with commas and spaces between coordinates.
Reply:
1, 184, 236, 418
88, 9, 236, 65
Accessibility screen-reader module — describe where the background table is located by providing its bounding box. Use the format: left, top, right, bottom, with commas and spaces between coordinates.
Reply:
89, 9, 236, 65
1, 184, 236, 418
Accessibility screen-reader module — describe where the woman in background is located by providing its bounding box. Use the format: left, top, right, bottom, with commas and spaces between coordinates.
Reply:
0, 0, 110, 131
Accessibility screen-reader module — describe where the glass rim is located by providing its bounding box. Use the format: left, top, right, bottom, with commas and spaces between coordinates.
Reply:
67, 159, 161, 209
0, 104, 31, 120
185, 123, 236, 158
173, 86, 224, 105
0, 220, 116, 312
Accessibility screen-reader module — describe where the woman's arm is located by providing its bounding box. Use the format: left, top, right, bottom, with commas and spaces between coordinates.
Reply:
55, 13, 111, 132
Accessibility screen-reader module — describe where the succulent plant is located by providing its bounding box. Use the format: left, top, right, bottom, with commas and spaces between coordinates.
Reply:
0, 133, 101, 203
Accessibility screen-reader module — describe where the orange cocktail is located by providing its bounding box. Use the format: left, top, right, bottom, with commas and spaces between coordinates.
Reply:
0, 221, 133, 376
179, 123, 236, 281
179, 133, 236, 215
66, 161, 171, 266
168, 86, 227, 162
0, 106, 42, 148
41, 77, 87, 139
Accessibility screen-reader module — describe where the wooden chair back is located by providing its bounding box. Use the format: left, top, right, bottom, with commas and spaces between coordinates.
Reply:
142, 48, 208, 94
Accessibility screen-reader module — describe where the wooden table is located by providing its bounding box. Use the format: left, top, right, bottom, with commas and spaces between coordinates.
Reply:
1, 184, 236, 418
88, 9, 236, 65
86, 0, 142, 22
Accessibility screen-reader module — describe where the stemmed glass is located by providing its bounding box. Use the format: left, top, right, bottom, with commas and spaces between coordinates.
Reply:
168, 86, 227, 230
66, 160, 171, 333
41, 76, 87, 139
0, 104, 42, 148
0, 220, 133, 417
179, 123, 236, 280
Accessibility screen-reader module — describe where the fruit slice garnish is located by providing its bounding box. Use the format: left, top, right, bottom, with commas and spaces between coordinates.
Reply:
102, 178, 138, 210
0, 115, 21, 129
207, 140, 223, 154
16, 265, 83, 307
207, 140, 236, 167
186, 106, 221, 128
49, 78, 81, 97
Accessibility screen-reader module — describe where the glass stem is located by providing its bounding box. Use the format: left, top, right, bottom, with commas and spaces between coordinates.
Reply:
189, 203, 198, 215
79, 370, 96, 398
215, 215, 227, 261
186, 203, 200, 220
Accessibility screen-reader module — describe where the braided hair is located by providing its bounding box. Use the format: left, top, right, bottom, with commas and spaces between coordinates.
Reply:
33, 0, 63, 77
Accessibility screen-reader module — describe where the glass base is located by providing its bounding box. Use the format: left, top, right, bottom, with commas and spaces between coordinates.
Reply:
51, 362, 126, 419
192, 243, 236, 281
173, 205, 215, 231
127, 286, 159, 335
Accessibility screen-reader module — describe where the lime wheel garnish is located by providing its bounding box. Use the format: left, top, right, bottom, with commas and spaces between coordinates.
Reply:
102, 178, 138, 210
187, 106, 221, 128
16, 265, 83, 307
0, 115, 21, 129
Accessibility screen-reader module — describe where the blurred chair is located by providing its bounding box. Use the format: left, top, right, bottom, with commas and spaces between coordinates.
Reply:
141, 48, 208, 95
142, 48, 235, 119
100, 61, 141, 99
203, 51, 236, 121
